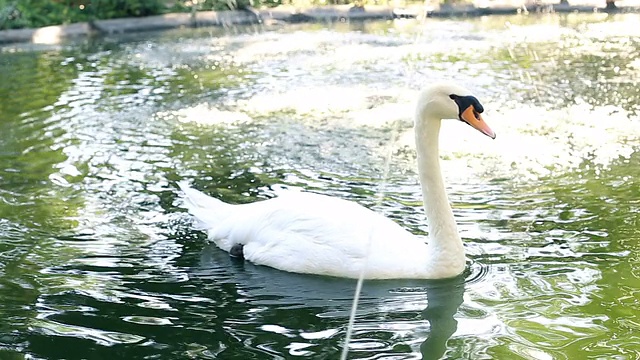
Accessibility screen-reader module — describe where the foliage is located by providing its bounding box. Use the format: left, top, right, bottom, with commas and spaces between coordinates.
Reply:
0, 0, 169, 29
0, 0, 390, 30
0, 0, 85, 29
0, 0, 378, 30
92, 0, 166, 18
198, 0, 252, 11
0, 0, 299, 30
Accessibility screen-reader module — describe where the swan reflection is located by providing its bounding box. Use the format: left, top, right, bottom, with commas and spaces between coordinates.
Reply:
190, 243, 466, 359
421, 275, 465, 360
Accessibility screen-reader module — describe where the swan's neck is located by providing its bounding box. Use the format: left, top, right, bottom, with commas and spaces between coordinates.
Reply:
415, 111, 465, 274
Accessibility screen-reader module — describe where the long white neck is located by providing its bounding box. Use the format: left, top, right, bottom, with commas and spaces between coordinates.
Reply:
414, 109, 465, 275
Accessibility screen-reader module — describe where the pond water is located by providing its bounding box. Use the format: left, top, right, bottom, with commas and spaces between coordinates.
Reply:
1, 13, 639, 359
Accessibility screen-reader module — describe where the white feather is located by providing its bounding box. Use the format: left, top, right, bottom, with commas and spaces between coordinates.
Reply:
177, 181, 231, 229
180, 186, 433, 279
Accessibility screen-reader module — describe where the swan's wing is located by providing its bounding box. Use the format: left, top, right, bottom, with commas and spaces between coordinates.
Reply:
207, 191, 418, 278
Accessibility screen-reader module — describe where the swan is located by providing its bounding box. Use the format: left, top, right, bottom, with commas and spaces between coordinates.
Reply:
179, 82, 495, 279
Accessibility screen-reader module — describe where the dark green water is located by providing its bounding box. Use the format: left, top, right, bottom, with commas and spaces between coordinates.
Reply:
1, 13, 639, 359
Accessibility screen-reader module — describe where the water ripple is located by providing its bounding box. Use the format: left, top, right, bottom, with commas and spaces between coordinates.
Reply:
0, 13, 639, 360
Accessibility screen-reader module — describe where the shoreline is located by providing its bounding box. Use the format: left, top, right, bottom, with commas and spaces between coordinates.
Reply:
0, 3, 638, 45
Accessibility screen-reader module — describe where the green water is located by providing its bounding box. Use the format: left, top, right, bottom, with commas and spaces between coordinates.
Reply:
0, 13, 639, 359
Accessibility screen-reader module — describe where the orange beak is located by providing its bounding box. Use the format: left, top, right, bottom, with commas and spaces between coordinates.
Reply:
460, 106, 496, 139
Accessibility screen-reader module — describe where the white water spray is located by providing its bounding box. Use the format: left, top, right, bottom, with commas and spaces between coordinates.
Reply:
340, 119, 400, 360
340, 19, 424, 358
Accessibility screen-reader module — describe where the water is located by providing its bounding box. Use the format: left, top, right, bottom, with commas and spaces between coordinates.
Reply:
1, 13, 639, 359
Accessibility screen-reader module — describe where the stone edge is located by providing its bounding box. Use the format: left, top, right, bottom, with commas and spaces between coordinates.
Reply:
0, 5, 637, 45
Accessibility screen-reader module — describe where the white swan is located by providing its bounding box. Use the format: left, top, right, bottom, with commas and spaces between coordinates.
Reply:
179, 82, 495, 279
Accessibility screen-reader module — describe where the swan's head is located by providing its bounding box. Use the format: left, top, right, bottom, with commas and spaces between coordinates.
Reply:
417, 82, 496, 139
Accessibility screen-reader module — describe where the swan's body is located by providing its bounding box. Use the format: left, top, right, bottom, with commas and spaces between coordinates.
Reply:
179, 187, 456, 279
180, 82, 495, 279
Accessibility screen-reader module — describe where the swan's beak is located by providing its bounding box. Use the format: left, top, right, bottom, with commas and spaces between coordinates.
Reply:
461, 106, 496, 139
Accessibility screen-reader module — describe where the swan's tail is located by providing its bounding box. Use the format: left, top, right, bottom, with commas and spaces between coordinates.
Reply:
178, 181, 232, 229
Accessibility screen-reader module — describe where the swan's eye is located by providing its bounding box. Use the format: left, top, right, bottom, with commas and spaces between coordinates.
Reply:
450, 94, 484, 121
471, 98, 484, 114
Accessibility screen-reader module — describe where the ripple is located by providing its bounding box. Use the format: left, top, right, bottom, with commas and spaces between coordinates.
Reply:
122, 316, 175, 326
33, 319, 146, 346
1, 13, 639, 360
466, 261, 490, 286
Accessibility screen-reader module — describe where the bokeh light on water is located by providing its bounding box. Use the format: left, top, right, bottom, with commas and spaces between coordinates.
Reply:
0, 13, 639, 359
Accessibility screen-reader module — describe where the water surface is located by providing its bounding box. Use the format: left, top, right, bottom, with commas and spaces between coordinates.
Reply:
1, 13, 639, 359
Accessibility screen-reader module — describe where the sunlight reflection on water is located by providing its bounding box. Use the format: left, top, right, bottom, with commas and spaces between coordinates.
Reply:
0, 13, 639, 360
